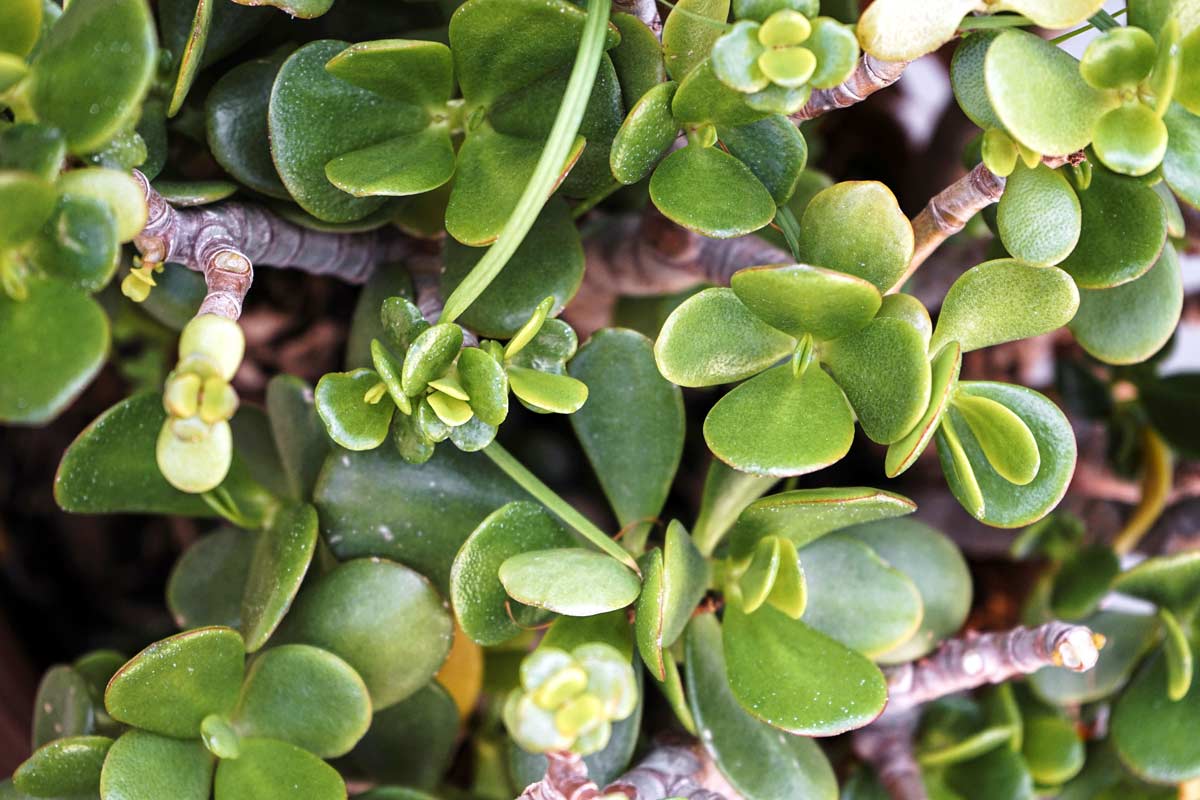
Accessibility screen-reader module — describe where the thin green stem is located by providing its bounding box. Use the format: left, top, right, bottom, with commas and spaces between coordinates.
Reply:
775, 206, 803, 261
1089, 9, 1122, 31
1049, 8, 1126, 43
439, 0, 612, 324
483, 441, 641, 573
571, 180, 622, 219
957, 13, 1033, 31
201, 486, 255, 529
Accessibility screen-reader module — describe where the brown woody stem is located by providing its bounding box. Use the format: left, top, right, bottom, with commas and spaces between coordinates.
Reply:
519, 744, 733, 800
790, 55, 908, 123
567, 211, 789, 334
613, 0, 662, 34
881, 621, 1102, 718
853, 712, 927, 800
131, 171, 414, 320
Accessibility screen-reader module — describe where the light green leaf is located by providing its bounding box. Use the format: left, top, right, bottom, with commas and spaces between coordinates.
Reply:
997, 163, 1081, 265
314, 369, 392, 451
100, 731, 212, 800
857, 0, 980, 61
1164, 102, 1200, 209
1159, 608, 1194, 701
730, 263, 881, 341
1113, 644, 1200, 784
610, 81, 679, 185
953, 391, 1040, 485
508, 367, 589, 414
703, 364, 854, 477
885, 343, 961, 478
662, 0, 731, 81
499, 548, 642, 616
929, 259, 1079, 354
14, 736, 111, 798
649, 144, 777, 238
213, 737, 344, 800
324, 39, 453, 106
1112, 550, 1200, 617
635, 522, 709, 678
795, 181, 913, 291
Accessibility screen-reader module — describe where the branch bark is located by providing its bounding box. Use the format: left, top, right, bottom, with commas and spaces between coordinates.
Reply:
613, 0, 661, 35
131, 171, 414, 319
881, 620, 1102, 718
790, 55, 908, 123
567, 210, 789, 335
519, 743, 734, 800
852, 712, 927, 800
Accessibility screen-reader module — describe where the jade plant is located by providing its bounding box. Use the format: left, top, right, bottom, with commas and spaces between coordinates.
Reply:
3, 0, 1200, 797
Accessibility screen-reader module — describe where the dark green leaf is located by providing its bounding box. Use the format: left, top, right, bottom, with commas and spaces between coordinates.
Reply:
240, 503, 318, 651
348, 682, 459, 788
14, 736, 111, 798
213, 737, 344, 800
31, 666, 93, 748
167, 528, 254, 630
795, 181, 913, 292
99, 731, 212, 800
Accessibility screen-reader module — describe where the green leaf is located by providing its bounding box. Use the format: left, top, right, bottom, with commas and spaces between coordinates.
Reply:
213, 737, 344, 800
692, 460, 777, 557
347, 683, 459, 788
936, 382, 1076, 527
508, 367, 589, 414
0, 0, 41, 56
54, 393, 225, 515
0, 171, 55, 248
723, 603, 887, 735
794, 181, 913, 291
806, 16, 859, 88
233, 644, 370, 758
206, 56, 290, 200
106, 627, 243, 739
929, 259, 1079, 355
1112, 551, 1200, 617
654, 287, 796, 387
1070, 242, 1182, 364
858, 0, 980, 61
450, 501, 576, 646
265, 376, 329, 501
1141, 374, 1200, 458
672, 59, 773, 127
54, 167, 145, 243
313, 444, 530, 592
1113, 644, 1200, 784
1094, 103, 1170, 177
442, 199, 584, 337
944, 742, 1035, 800
729, 486, 916, 558
1163, 103, 1200, 209
711, 20, 768, 92
278, 559, 452, 710
326, 127, 455, 198
739, 535, 783, 613
32, 195, 120, 292
650, 144, 776, 238
997, 163, 1082, 266
885, 343, 962, 477
0, 278, 107, 425
635, 522, 709, 679
14, 736, 111, 797
314, 369, 393, 451
717, 115, 808, 206
404, 324, 465, 398
499, 548, 642, 616
269, 40, 422, 222
662, 0, 731, 81
99, 731, 212, 800
240, 503, 317, 652
1023, 713, 1084, 785
29, 0, 156, 154
951, 31, 1005, 130
704, 364, 854, 477
985, 30, 1114, 156
167, 0, 212, 117
1080, 27, 1158, 89
822, 315, 931, 445
31, 666, 93, 748
456, 347, 509, 426
990, 0, 1102, 28
569, 329, 684, 529
685, 614, 838, 800
0, 124, 67, 181
1059, 164, 1168, 288
609, 81, 679, 185
845, 518, 971, 663
730, 263, 881, 341
610, 12, 667, 108
324, 39, 452, 106
167, 528, 254, 630
1050, 544, 1120, 620
1159, 607, 1194, 701
953, 392, 1040, 485
1030, 610, 1157, 706
797, 533, 924, 658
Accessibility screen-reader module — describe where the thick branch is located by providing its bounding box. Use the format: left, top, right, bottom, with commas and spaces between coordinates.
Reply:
882, 621, 1101, 718
520, 744, 733, 800
567, 211, 788, 334
853, 712, 927, 800
132, 171, 414, 319
790, 55, 908, 122
518, 751, 601, 800
613, 0, 661, 34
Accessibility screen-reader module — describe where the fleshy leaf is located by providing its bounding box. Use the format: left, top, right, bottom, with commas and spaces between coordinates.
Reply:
703, 364, 854, 478
1111, 551, 1200, 617
167, 528, 255, 630
206, 56, 290, 199
929, 259, 1079, 354
997, 163, 1081, 266
1112, 645, 1200, 784
635, 522, 709, 679
213, 737, 345, 800
324, 39, 453, 106
984, 30, 1114, 156
717, 114, 808, 205
723, 603, 887, 736
953, 392, 1040, 486
685, 614, 838, 800
233, 644, 371, 758
654, 288, 796, 388
857, 0, 981, 61
31, 666, 93, 748
99, 731, 212, 800
609, 81, 680, 185
649, 144, 776, 238
1163, 103, 1200, 209
662, 0, 731, 81
990, 0, 1103, 28
936, 382, 1076, 527
499, 549, 642, 616
508, 367, 589, 414
951, 31, 1005, 130
325, 127, 456, 197
240, 503, 318, 652
105, 627, 244, 739
821, 315, 931, 445
14, 736, 111, 797
886, 343, 962, 477
277, 558, 453, 710
730, 263, 881, 341
347, 683, 460, 788
1070, 243, 1182, 364
450, 501, 576, 646
794, 181, 913, 291
266, 375, 330, 501
314, 369, 393, 451
729, 486, 916, 559
798, 534, 924, 658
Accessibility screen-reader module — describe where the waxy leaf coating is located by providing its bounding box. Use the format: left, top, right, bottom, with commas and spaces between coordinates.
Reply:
499, 549, 642, 616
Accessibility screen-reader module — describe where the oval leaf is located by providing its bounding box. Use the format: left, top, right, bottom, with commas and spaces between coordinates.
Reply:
499, 549, 642, 616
